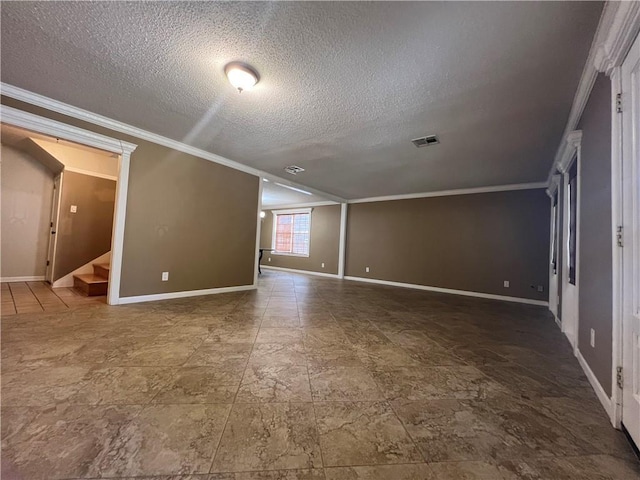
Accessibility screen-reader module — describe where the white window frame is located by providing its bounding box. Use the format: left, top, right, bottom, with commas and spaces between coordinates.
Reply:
271, 208, 312, 257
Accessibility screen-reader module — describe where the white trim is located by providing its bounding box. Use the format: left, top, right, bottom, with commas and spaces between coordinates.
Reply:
63, 166, 118, 181
119, 284, 256, 304
0, 83, 345, 204
264, 201, 338, 210
271, 207, 313, 215
343, 276, 549, 306
547, 1, 640, 187
1, 276, 45, 283
593, 1, 640, 75
557, 131, 583, 174
546, 174, 561, 198
0, 105, 138, 306
348, 182, 546, 204
254, 178, 264, 286
576, 348, 614, 422
338, 203, 348, 279
610, 66, 624, 428
262, 265, 340, 279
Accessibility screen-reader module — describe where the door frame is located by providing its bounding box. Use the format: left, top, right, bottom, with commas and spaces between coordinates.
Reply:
546, 174, 562, 327
557, 131, 583, 352
45, 172, 63, 283
611, 32, 640, 441
0, 105, 137, 305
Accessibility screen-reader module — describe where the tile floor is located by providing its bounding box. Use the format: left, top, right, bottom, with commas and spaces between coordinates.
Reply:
1, 281, 106, 316
1, 271, 638, 479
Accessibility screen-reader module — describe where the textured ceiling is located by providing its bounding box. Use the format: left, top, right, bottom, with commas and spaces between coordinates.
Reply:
1, 1, 602, 199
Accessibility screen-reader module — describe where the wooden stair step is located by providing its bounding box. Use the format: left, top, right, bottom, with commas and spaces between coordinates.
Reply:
93, 263, 110, 279
73, 274, 108, 296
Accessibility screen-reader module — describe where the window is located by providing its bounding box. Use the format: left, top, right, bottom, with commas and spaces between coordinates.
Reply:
272, 209, 311, 256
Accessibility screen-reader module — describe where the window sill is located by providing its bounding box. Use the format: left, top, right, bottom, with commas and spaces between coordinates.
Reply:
271, 251, 310, 258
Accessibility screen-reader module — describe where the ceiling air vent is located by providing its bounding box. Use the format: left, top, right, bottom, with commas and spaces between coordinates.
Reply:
284, 165, 305, 175
412, 135, 440, 148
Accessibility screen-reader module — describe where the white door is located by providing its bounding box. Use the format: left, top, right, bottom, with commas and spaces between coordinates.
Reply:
561, 156, 579, 350
621, 31, 640, 449
45, 172, 62, 283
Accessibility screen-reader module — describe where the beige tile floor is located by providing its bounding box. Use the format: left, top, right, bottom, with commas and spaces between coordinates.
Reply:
1, 281, 106, 316
1, 271, 638, 479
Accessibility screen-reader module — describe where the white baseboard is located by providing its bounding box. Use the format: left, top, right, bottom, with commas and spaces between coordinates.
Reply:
262, 265, 340, 279
118, 284, 256, 305
343, 276, 549, 306
575, 348, 614, 422
1, 276, 45, 283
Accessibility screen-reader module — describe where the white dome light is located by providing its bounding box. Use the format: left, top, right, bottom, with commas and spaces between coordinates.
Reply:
225, 62, 259, 93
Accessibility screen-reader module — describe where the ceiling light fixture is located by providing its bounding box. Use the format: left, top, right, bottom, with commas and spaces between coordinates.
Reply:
224, 62, 259, 93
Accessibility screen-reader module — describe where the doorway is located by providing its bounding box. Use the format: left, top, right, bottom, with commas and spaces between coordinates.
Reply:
0, 106, 137, 305
561, 154, 580, 350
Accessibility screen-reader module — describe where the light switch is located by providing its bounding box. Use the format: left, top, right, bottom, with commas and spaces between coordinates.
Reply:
70, 205, 78, 213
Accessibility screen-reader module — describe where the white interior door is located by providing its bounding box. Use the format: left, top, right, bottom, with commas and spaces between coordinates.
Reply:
561, 157, 579, 349
45, 172, 62, 283
621, 31, 640, 449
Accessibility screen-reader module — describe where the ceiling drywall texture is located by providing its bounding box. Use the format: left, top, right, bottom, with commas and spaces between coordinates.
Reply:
1, 2, 602, 199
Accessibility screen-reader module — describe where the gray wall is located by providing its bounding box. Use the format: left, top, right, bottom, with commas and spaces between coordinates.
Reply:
0, 145, 54, 278
54, 171, 116, 280
577, 73, 612, 396
346, 189, 550, 301
2, 97, 260, 297
260, 204, 341, 275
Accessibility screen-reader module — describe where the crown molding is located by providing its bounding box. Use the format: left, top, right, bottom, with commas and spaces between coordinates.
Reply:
547, 1, 640, 188
262, 200, 339, 210
348, 182, 547, 205
593, 1, 640, 75
546, 174, 562, 198
0, 82, 345, 204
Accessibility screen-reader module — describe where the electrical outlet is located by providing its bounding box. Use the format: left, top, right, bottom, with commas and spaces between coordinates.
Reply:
537, 285, 544, 292
161, 271, 169, 281
503, 280, 509, 288
70, 205, 77, 213
590, 329, 595, 348
268, 257, 271, 262
321, 262, 325, 268
365, 266, 370, 273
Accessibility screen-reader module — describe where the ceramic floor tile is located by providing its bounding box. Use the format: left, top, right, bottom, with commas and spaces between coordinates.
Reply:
324, 464, 433, 479
2, 271, 636, 480
211, 403, 322, 472
371, 366, 507, 402
93, 403, 231, 477
314, 401, 422, 467
185, 342, 253, 366
308, 365, 383, 401
153, 367, 240, 404
256, 327, 303, 344
1, 404, 143, 480
249, 342, 308, 366
498, 454, 640, 480
236, 364, 312, 403
428, 460, 506, 479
